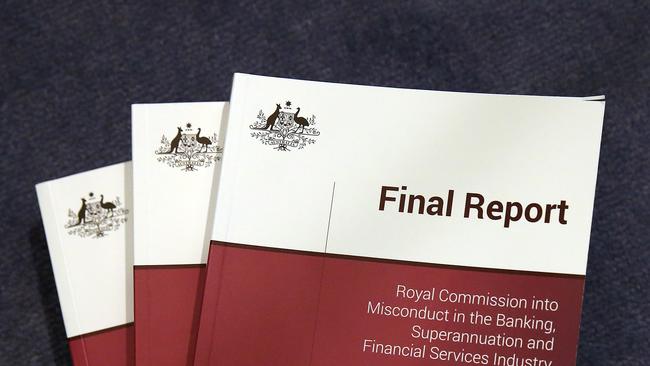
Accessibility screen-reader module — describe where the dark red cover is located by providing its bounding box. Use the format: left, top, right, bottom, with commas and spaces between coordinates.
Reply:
194, 241, 586, 366
68, 323, 134, 366
134, 265, 206, 366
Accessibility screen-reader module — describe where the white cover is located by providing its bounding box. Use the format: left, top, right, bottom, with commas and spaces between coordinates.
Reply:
213, 74, 605, 275
36, 162, 133, 337
132, 102, 228, 265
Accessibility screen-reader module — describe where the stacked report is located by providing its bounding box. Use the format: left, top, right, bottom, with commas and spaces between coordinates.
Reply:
36, 162, 134, 366
131, 102, 228, 365
193, 74, 605, 365
34, 73, 606, 366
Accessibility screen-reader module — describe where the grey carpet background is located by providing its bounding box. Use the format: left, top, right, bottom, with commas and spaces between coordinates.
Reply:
1, 1, 648, 365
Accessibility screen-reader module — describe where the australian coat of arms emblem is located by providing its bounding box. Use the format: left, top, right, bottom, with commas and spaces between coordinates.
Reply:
155, 123, 222, 171
250, 101, 320, 151
65, 192, 128, 238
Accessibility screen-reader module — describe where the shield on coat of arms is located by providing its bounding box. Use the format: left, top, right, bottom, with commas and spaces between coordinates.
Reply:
277, 111, 296, 138
85, 201, 105, 223
180, 133, 199, 153
278, 111, 295, 127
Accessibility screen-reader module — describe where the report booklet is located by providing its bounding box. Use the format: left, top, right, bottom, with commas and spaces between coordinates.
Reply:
131, 101, 227, 365
193, 74, 605, 365
35, 162, 134, 366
